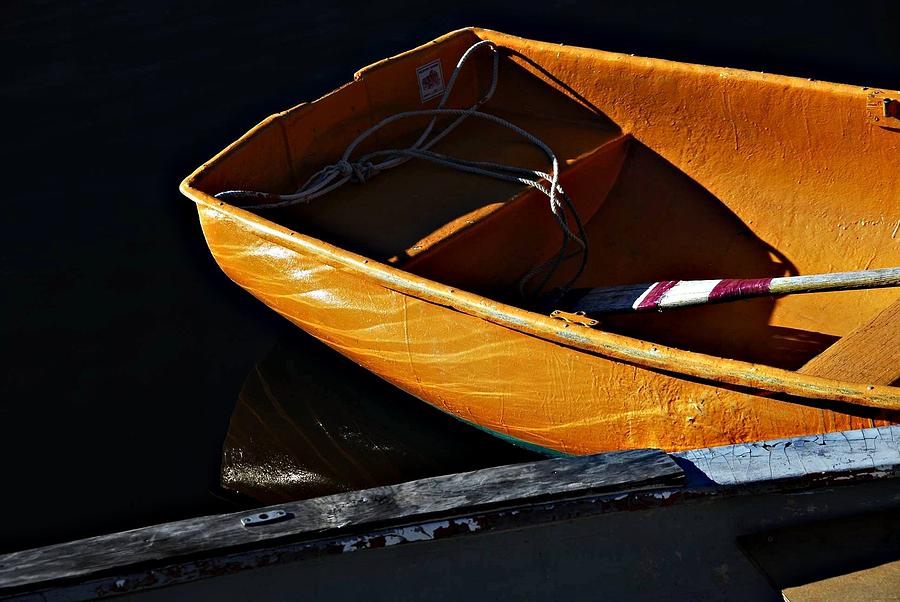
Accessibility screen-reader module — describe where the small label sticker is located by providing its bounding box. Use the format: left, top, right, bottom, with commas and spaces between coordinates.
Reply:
416, 59, 444, 102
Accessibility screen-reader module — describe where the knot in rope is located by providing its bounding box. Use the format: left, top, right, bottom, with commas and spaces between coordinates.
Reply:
336, 159, 354, 178
336, 159, 377, 184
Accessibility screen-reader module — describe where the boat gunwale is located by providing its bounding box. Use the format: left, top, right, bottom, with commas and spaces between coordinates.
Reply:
476, 27, 900, 96
179, 27, 900, 412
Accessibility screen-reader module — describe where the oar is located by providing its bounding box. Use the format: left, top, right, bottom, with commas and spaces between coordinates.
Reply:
560, 267, 900, 316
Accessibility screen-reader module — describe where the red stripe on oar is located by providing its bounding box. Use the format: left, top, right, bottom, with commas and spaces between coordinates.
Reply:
636, 280, 679, 310
708, 278, 773, 301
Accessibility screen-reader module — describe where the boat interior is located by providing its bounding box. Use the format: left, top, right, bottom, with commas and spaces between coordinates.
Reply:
192, 29, 899, 378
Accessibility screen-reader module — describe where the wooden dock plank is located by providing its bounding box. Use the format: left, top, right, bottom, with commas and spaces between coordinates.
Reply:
2, 427, 899, 600
0, 448, 682, 591
741, 508, 900, 602
783, 559, 900, 602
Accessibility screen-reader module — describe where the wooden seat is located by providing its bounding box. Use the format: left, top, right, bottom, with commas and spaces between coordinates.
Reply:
799, 297, 900, 385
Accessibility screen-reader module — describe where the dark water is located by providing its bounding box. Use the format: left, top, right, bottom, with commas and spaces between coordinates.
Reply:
2, 0, 899, 554
220, 332, 538, 505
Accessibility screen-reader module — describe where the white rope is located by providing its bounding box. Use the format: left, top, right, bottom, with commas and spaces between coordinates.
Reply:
215, 40, 588, 296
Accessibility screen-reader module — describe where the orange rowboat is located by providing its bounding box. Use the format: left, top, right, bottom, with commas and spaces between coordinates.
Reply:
181, 28, 900, 455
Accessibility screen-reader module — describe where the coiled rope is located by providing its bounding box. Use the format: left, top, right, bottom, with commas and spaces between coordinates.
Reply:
216, 40, 588, 297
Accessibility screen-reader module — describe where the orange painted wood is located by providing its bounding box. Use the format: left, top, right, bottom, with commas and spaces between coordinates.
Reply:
181, 28, 900, 455
799, 298, 900, 385
403, 134, 630, 294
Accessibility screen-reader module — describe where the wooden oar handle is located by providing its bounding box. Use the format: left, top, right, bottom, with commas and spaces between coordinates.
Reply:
560, 267, 900, 316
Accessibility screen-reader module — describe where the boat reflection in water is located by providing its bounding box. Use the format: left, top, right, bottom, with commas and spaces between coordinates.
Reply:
221, 333, 539, 504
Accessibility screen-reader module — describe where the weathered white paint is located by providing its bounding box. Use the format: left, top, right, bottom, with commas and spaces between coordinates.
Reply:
658, 280, 721, 308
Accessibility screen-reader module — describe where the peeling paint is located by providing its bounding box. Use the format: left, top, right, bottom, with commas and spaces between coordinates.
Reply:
338, 518, 483, 553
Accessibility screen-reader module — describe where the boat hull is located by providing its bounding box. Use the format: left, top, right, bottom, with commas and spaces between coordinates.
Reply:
184, 28, 899, 455
197, 204, 881, 454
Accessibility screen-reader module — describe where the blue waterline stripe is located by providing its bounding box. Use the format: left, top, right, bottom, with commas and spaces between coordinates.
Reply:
452, 414, 572, 458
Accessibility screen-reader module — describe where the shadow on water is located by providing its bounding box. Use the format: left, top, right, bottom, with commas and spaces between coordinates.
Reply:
220, 332, 540, 505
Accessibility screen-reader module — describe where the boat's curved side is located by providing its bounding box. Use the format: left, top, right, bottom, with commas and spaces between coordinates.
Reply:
190, 202, 888, 454
180, 28, 900, 454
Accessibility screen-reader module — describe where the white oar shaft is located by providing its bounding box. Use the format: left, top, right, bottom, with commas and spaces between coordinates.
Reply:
769, 267, 900, 294
562, 267, 900, 316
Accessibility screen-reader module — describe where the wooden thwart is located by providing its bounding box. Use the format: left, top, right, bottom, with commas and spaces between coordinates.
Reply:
799, 297, 900, 385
